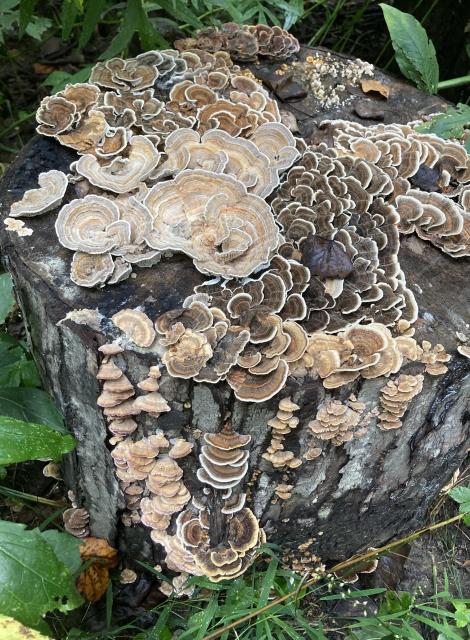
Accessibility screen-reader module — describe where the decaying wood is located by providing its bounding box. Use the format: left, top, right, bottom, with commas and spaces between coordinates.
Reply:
0, 46, 469, 570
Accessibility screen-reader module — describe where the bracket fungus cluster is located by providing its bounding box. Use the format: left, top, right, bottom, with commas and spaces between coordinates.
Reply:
6, 22, 470, 584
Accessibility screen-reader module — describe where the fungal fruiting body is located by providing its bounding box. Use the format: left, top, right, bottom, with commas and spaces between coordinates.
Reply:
10, 23, 470, 584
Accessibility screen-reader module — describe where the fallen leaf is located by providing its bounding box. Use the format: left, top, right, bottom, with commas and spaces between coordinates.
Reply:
79, 536, 119, 566
77, 536, 118, 603
77, 564, 110, 603
33, 63, 56, 75
361, 79, 390, 99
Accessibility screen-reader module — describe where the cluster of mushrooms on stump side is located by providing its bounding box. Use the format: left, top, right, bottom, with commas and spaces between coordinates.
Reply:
1, 23, 469, 594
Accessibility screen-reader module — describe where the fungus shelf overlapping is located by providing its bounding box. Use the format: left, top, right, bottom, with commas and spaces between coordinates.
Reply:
6, 24, 470, 587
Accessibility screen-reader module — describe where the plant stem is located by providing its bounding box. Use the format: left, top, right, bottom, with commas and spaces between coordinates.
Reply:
0, 485, 65, 507
202, 512, 468, 640
437, 75, 470, 90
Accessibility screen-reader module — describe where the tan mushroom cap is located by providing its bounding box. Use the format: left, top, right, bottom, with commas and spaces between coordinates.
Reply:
227, 359, 289, 402
162, 328, 213, 378
63, 507, 90, 538
137, 377, 160, 392
228, 508, 260, 553
56, 195, 120, 254
108, 418, 138, 437
70, 252, 115, 288
161, 127, 280, 198
96, 360, 123, 380
75, 136, 161, 194
169, 439, 193, 459
204, 428, 251, 450
112, 309, 156, 348
99, 343, 124, 356
133, 392, 170, 415
378, 373, 424, 430
36, 95, 76, 136
10, 170, 68, 218
144, 169, 280, 278
457, 344, 470, 359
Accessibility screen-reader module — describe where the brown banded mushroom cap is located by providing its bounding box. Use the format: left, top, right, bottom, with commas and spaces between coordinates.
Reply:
63, 507, 90, 538
169, 439, 193, 459
204, 429, 251, 450
75, 136, 161, 194
228, 508, 260, 553
98, 343, 124, 356
112, 309, 156, 348
227, 359, 289, 402
160, 127, 281, 198
96, 360, 123, 380
162, 329, 213, 378
137, 377, 160, 391
70, 252, 115, 287
10, 170, 68, 218
133, 392, 170, 415
36, 95, 77, 136
56, 195, 120, 254
144, 169, 281, 278
108, 418, 138, 436
457, 345, 470, 359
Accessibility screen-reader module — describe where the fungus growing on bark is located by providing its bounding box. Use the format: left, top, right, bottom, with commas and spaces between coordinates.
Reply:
418, 340, 451, 376
263, 396, 301, 469
145, 170, 280, 278
63, 507, 90, 538
378, 373, 424, 430
70, 252, 115, 287
175, 23, 300, 61
4, 217, 33, 236
197, 424, 251, 491
75, 136, 161, 194
308, 398, 369, 445
111, 309, 156, 348
9, 170, 68, 218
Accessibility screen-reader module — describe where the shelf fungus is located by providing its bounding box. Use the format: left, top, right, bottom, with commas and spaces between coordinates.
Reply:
378, 374, 424, 430
197, 424, 251, 491
111, 309, 156, 348
63, 507, 90, 538
175, 23, 300, 62
9, 170, 68, 218
145, 170, 280, 278
19, 22, 470, 586
262, 396, 302, 469
308, 397, 370, 445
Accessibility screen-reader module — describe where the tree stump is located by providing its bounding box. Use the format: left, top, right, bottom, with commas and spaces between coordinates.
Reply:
0, 44, 469, 575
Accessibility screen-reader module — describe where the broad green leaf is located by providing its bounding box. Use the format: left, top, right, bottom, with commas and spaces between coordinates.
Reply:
25, 16, 52, 40
60, 0, 79, 40
0, 387, 66, 432
0, 416, 75, 465
100, 0, 167, 60
78, 0, 107, 48
380, 4, 439, 93
40, 530, 82, 576
0, 521, 82, 629
19, 0, 38, 35
415, 104, 470, 150
0, 274, 14, 324
448, 485, 470, 505
0, 614, 49, 639
43, 66, 92, 93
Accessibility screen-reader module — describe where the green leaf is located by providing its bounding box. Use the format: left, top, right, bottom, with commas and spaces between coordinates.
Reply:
19, 0, 37, 36
380, 3, 439, 93
99, 0, 168, 60
25, 15, 52, 40
40, 530, 82, 576
449, 485, 470, 505
0, 520, 82, 629
0, 416, 75, 465
415, 104, 470, 149
42, 66, 92, 93
60, 0, 79, 40
0, 387, 66, 433
0, 274, 14, 324
78, 0, 106, 48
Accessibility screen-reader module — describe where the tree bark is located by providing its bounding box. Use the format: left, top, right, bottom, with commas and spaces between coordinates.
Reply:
0, 46, 469, 567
